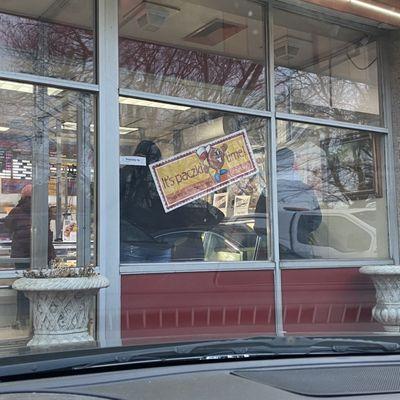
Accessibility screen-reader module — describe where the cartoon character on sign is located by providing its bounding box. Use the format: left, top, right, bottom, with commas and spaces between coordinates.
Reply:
196, 143, 229, 183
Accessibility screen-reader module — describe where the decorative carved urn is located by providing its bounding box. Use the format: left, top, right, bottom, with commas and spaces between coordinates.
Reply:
360, 266, 400, 333
12, 274, 109, 347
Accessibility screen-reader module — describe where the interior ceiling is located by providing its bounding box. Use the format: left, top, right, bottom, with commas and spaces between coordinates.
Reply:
0, 0, 93, 29
119, 0, 380, 78
119, 0, 265, 62
274, 8, 367, 43
0, 0, 390, 70
273, 8, 377, 80
119, 104, 208, 139
301, 0, 400, 27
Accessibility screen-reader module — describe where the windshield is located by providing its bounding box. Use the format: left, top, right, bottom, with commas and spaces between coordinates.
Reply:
0, 0, 399, 377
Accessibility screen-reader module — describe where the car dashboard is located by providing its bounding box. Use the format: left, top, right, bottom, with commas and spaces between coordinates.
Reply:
1, 354, 400, 399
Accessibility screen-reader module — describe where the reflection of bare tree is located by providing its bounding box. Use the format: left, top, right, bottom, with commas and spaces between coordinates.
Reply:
0, 13, 94, 82
324, 135, 374, 197
0, 11, 95, 163
275, 65, 379, 126
119, 38, 265, 109
281, 124, 377, 206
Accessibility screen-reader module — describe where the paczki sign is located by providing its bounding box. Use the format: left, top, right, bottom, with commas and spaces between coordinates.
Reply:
150, 129, 258, 212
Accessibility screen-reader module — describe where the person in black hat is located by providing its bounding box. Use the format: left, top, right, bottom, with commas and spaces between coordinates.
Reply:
120, 140, 172, 262
120, 140, 224, 262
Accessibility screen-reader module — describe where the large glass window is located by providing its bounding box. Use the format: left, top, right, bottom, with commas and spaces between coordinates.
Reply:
277, 121, 389, 259
0, 81, 96, 270
119, 0, 266, 109
119, 98, 269, 263
0, 1, 95, 82
274, 9, 381, 126
0, 0, 397, 355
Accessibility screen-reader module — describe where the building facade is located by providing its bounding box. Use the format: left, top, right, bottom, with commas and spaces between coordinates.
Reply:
0, 0, 399, 348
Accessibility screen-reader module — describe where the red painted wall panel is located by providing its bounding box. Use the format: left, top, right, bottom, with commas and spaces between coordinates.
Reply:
121, 271, 275, 345
282, 268, 380, 334
121, 267, 380, 343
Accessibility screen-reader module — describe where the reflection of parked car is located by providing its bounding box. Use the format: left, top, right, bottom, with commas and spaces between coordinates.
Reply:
280, 208, 377, 259
155, 215, 266, 262
120, 220, 172, 263
119, 216, 266, 263
155, 229, 244, 262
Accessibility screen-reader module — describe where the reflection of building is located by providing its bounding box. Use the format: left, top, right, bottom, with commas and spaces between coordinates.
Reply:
0, 0, 398, 350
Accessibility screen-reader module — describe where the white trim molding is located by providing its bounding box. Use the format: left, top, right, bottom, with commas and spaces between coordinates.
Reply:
120, 261, 275, 275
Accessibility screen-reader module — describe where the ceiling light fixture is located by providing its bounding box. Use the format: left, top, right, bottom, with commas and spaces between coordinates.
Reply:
347, 0, 400, 19
0, 126, 9, 132
61, 122, 136, 134
0, 80, 33, 93
121, 1, 180, 32
47, 87, 64, 96
119, 127, 139, 135
184, 19, 247, 46
61, 122, 77, 131
119, 97, 190, 111
61, 122, 95, 132
0, 82, 66, 96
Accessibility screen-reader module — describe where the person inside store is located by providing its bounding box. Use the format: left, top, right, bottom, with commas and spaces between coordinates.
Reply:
120, 140, 224, 262
120, 140, 173, 262
4, 183, 55, 329
255, 147, 321, 258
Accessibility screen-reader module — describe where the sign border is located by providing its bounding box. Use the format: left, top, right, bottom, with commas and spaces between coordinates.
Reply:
149, 129, 259, 213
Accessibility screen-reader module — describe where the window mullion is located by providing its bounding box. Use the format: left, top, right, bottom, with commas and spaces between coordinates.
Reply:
267, 3, 284, 337
378, 36, 400, 265
97, 0, 121, 347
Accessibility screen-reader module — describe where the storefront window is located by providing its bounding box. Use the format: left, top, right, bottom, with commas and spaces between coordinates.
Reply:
119, 98, 269, 263
274, 9, 381, 126
119, 0, 265, 109
0, 1, 95, 82
0, 0, 397, 357
0, 81, 96, 269
277, 120, 389, 259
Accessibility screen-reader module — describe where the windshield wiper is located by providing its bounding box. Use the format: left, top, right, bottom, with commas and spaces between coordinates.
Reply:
173, 336, 400, 360
69, 337, 400, 369
174, 337, 400, 359
0, 337, 399, 380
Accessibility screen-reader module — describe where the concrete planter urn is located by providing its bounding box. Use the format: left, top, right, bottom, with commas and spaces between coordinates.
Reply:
12, 274, 109, 347
360, 265, 400, 333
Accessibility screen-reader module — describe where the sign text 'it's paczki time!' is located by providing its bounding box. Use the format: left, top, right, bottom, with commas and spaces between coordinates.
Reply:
150, 129, 258, 212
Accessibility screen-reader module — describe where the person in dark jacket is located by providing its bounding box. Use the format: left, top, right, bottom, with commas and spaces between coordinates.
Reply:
4, 183, 55, 328
5, 184, 31, 262
120, 140, 172, 262
120, 140, 166, 233
120, 140, 224, 262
